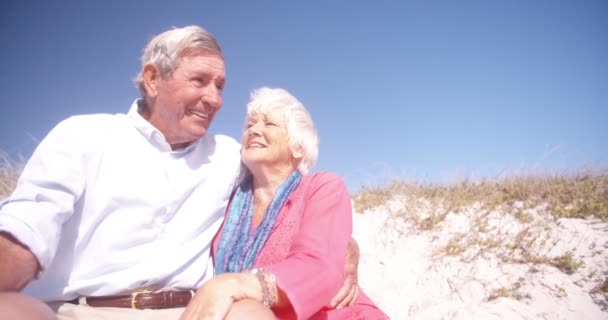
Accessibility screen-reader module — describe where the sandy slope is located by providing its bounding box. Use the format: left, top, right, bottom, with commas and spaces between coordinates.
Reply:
353, 202, 608, 320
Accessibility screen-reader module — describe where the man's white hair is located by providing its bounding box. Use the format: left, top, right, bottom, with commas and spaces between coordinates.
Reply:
133, 25, 222, 99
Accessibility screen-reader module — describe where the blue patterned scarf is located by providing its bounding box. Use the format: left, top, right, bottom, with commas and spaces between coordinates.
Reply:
214, 170, 302, 274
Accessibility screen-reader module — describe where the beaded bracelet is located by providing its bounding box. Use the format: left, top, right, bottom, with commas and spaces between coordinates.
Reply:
250, 268, 277, 307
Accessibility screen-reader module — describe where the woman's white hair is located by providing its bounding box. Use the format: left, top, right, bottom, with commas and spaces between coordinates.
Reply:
133, 25, 222, 99
246, 87, 319, 174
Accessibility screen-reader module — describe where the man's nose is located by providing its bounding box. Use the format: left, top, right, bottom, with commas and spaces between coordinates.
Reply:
201, 85, 222, 109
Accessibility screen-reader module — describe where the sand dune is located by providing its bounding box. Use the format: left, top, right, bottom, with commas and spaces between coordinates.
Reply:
354, 201, 608, 320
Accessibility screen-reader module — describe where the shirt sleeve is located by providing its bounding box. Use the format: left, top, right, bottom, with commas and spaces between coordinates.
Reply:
0, 117, 87, 270
265, 172, 352, 319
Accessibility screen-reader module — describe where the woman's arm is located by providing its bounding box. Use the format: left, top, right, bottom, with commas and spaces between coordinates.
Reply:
264, 172, 353, 318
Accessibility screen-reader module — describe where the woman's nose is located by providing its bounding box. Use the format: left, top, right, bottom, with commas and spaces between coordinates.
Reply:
252, 120, 266, 130
247, 122, 263, 136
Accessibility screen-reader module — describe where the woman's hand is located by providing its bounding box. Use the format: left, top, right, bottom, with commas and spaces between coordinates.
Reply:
180, 274, 241, 320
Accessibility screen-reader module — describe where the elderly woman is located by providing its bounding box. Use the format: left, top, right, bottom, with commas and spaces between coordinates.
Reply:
181, 88, 388, 320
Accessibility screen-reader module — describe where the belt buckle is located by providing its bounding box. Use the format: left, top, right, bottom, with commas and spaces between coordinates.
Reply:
131, 290, 153, 309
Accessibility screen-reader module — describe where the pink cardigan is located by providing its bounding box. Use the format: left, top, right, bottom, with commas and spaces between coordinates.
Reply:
213, 172, 388, 319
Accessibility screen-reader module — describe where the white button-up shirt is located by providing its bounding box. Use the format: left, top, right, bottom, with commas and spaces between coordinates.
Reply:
0, 100, 242, 301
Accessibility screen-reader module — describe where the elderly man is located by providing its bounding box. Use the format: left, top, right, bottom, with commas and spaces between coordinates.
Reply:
0, 26, 357, 320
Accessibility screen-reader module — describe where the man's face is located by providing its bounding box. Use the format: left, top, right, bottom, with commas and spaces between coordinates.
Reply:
147, 53, 225, 148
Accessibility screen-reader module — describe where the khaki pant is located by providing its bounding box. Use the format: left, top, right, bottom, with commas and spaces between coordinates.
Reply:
49, 302, 185, 320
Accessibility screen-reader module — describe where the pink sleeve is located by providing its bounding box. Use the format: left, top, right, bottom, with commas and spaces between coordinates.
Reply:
265, 172, 352, 319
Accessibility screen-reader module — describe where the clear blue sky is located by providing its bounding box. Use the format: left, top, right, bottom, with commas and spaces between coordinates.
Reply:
1, 0, 607, 192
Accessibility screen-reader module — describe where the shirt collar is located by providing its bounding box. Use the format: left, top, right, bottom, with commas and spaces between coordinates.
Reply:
127, 99, 199, 154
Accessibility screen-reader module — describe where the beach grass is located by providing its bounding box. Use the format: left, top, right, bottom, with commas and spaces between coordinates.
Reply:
353, 169, 608, 223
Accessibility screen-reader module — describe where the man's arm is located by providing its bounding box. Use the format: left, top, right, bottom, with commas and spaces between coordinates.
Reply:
0, 117, 88, 284
329, 237, 360, 308
0, 232, 39, 291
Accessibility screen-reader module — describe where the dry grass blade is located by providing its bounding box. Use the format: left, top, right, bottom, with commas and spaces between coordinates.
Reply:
0, 154, 23, 200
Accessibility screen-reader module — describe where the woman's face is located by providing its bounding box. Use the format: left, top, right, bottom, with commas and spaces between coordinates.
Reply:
241, 112, 296, 172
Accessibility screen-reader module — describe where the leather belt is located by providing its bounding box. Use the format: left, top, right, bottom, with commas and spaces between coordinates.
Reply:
69, 290, 194, 309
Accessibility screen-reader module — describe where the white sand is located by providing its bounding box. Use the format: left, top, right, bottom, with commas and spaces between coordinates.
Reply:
353, 200, 608, 320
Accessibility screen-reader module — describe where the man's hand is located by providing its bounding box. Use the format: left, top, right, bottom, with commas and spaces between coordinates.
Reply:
0, 232, 39, 291
329, 238, 360, 309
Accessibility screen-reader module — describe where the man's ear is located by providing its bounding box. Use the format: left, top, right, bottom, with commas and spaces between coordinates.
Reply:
142, 64, 160, 98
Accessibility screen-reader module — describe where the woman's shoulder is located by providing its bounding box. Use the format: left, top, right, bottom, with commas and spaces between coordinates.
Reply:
303, 172, 346, 186
300, 172, 349, 197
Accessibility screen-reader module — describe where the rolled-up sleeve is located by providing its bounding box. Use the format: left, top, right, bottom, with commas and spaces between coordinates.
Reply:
0, 117, 86, 270
265, 173, 352, 319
